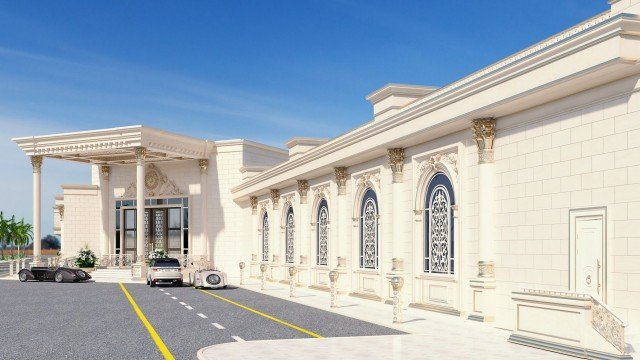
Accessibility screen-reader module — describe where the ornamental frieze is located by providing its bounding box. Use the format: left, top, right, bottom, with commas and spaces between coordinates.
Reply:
120, 164, 184, 198
418, 152, 458, 176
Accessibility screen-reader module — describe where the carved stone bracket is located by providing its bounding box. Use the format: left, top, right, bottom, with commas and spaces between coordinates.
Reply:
30, 155, 43, 173
270, 189, 280, 210
478, 260, 495, 278
100, 165, 111, 181
250, 196, 258, 215
388, 148, 405, 183
472, 118, 496, 164
198, 159, 209, 175
134, 146, 147, 162
313, 185, 329, 199
57, 204, 65, 221
334, 167, 348, 195
356, 172, 381, 190
297, 180, 309, 204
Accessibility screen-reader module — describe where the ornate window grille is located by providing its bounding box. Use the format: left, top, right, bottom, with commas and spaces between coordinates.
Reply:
262, 213, 269, 261
317, 199, 329, 266
424, 172, 455, 274
360, 188, 379, 269
285, 206, 295, 263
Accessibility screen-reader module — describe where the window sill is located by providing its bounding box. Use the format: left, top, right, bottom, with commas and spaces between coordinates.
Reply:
416, 274, 457, 283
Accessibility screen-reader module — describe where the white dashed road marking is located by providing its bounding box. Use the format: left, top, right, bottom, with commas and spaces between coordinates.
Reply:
179, 302, 187, 305
197, 313, 208, 319
171, 297, 177, 300
159, 289, 164, 292
232, 336, 245, 342
165, 293, 171, 295
185, 306, 194, 310
212, 323, 225, 329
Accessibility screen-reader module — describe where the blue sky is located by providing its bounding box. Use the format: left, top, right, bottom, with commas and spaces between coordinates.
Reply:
0, 0, 608, 237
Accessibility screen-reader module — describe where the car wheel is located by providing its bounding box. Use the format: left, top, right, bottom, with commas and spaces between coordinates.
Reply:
176, 280, 183, 287
18, 272, 28, 282
150, 280, 156, 287
54, 271, 64, 283
146, 279, 150, 285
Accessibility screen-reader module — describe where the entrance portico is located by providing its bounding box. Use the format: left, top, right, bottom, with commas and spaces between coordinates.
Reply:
12, 125, 213, 274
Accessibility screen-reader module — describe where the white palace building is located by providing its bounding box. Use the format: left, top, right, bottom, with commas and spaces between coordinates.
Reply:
11, 1, 640, 358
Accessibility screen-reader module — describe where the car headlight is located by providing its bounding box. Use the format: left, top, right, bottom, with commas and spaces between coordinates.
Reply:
206, 274, 221, 285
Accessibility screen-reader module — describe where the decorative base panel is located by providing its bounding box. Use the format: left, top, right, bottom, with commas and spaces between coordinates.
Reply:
349, 292, 383, 302
508, 334, 632, 360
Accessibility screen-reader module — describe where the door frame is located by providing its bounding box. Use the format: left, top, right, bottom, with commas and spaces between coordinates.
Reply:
119, 203, 185, 258
568, 206, 607, 303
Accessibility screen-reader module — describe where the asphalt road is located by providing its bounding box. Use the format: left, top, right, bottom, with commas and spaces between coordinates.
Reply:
0, 280, 403, 359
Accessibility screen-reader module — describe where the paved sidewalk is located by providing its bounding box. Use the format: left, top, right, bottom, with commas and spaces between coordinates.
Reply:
197, 278, 577, 360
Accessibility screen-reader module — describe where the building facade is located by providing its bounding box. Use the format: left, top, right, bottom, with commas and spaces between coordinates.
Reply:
12, 0, 640, 354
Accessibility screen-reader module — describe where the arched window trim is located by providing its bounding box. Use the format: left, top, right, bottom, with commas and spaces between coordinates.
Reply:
424, 172, 455, 275
316, 199, 329, 266
285, 205, 295, 264
360, 188, 379, 269
261, 212, 269, 262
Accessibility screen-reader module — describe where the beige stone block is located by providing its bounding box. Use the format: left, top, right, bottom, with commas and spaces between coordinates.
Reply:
551, 161, 571, 178
628, 128, 640, 149
614, 256, 640, 273
517, 168, 534, 183
542, 208, 562, 225
542, 269, 563, 286
525, 123, 543, 139
551, 192, 570, 208
628, 202, 640, 219
615, 184, 640, 203
629, 274, 640, 292
611, 273, 628, 291
560, 143, 582, 161
614, 112, 640, 133
592, 117, 615, 137
551, 255, 567, 270
581, 138, 603, 157
533, 164, 552, 181
629, 91, 640, 114
628, 238, 640, 255
580, 171, 603, 189
543, 117, 562, 134
542, 239, 562, 254
571, 190, 592, 208
525, 151, 543, 167
534, 134, 552, 151
591, 187, 615, 206
603, 132, 628, 153
612, 290, 640, 310
592, 152, 615, 171
552, 129, 571, 148
534, 194, 552, 210
533, 254, 552, 269
615, 220, 640, 237
517, 138, 534, 155
581, 104, 603, 124
603, 168, 627, 187
611, 203, 628, 221
628, 165, 640, 184
571, 158, 592, 175
612, 237, 628, 256
561, 175, 581, 192
571, 124, 592, 143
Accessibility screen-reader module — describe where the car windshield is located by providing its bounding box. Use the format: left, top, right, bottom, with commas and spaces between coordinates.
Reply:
152, 259, 181, 268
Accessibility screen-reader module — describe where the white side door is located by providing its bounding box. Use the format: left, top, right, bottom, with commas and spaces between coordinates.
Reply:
574, 216, 604, 300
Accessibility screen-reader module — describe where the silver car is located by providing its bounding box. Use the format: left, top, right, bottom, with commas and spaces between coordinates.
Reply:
147, 258, 183, 287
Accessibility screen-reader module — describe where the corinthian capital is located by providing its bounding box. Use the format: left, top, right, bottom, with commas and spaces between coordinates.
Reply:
270, 189, 280, 210
198, 159, 209, 174
297, 180, 309, 204
334, 167, 348, 196
387, 148, 405, 183
134, 147, 147, 162
250, 196, 258, 215
472, 118, 496, 164
30, 155, 43, 173
100, 165, 111, 181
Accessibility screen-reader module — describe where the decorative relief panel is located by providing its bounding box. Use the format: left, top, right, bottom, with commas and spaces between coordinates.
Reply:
317, 202, 329, 266
418, 152, 458, 176
285, 209, 295, 264
121, 164, 184, 198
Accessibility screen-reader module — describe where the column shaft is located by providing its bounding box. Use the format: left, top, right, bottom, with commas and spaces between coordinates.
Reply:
478, 163, 495, 263
135, 153, 145, 263
100, 166, 110, 256
31, 156, 42, 264
199, 159, 209, 260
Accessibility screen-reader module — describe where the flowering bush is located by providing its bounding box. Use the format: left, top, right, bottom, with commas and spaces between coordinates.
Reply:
75, 246, 97, 268
148, 248, 167, 262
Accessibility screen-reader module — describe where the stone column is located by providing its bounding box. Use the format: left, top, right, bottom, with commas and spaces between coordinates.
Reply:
297, 180, 309, 285
31, 155, 43, 265
199, 159, 209, 260
469, 118, 497, 322
250, 196, 258, 275
58, 205, 65, 255
270, 189, 280, 279
388, 148, 405, 273
100, 165, 111, 257
334, 167, 348, 267
134, 147, 146, 275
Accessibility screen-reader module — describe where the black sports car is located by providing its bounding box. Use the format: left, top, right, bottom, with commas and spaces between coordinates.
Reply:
18, 267, 92, 283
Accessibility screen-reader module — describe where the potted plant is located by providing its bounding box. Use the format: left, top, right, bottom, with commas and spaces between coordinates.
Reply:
147, 248, 167, 264
74, 246, 97, 272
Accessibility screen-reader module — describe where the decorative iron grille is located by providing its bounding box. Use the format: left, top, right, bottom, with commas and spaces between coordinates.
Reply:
317, 202, 328, 265
360, 190, 378, 269
285, 208, 295, 263
262, 213, 269, 261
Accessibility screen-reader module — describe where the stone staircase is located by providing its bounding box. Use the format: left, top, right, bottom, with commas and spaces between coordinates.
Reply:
90, 267, 137, 283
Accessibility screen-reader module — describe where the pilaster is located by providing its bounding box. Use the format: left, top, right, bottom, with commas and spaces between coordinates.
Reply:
30, 155, 43, 265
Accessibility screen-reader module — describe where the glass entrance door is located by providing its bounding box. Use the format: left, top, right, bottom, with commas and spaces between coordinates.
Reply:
144, 208, 182, 255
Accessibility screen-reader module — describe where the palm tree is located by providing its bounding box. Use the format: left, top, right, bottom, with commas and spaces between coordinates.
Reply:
15, 219, 33, 258
0, 212, 6, 258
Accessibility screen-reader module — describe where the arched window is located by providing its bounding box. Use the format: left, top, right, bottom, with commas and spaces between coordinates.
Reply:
424, 172, 455, 274
262, 213, 269, 261
285, 206, 295, 263
360, 188, 379, 269
317, 199, 329, 266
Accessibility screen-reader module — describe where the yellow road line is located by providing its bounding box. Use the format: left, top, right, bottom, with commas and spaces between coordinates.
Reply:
198, 289, 323, 339
119, 283, 175, 360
